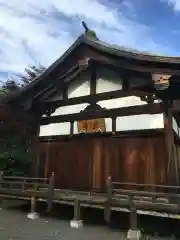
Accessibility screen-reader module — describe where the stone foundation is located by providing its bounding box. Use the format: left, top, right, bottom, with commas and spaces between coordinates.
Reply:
127, 229, 141, 240
27, 212, 39, 220
70, 220, 83, 228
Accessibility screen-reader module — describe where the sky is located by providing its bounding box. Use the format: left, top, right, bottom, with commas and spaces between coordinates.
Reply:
0, 0, 180, 83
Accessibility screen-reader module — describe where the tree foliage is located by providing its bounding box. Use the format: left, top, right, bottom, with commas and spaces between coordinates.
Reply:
0, 136, 30, 176
1, 64, 45, 95
0, 64, 45, 175
17, 64, 45, 87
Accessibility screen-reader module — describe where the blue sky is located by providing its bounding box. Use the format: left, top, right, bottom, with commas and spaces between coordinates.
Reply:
0, 0, 180, 82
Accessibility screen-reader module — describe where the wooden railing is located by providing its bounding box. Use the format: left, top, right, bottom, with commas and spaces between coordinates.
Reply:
104, 176, 180, 224
0, 171, 55, 212
0, 173, 179, 237
0, 172, 180, 221
107, 176, 180, 198
0, 172, 51, 189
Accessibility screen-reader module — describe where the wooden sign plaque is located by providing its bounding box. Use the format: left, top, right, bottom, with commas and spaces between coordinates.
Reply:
77, 118, 106, 133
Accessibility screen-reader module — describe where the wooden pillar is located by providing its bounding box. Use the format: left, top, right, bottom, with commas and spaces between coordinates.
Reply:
30, 196, 36, 213
70, 198, 83, 228
122, 70, 129, 91
127, 195, 141, 240
26, 124, 38, 177
104, 176, 112, 224
27, 196, 39, 220
0, 171, 4, 187
70, 121, 74, 136
44, 139, 51, 179
27, 123, 41, 178
47, 172, 55, 213
73, 199, 81, 221
163, 101, 178, 187
90, 61, 97, 95
129, 205, 138, 230
0, 171, 4, 209
112, 117, 116, 135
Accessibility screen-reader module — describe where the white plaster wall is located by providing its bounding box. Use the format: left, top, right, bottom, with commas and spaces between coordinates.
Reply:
98, 96, 146, 109
172, 117, 178, 135
96, 67, 122, 93
105, 118, 112, 132
67, 71, 90, 98
42, 96, 147, 118
116, 114, 164, 131
73, 121, 79, 134
40, 71, 164, 135
41, 103, 89, 135
96, 78, 122, 93
40, 113, 164, 137
50, 103, 89, 116
42, 103, 89, 118
39, 122, 70, 136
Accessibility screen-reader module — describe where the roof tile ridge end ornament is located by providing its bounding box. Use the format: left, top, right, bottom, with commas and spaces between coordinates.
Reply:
82, 21, 99, 41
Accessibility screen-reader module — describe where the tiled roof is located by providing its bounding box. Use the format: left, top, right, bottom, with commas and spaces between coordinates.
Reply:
84, 36, 180, 63
2, 34, 180, 104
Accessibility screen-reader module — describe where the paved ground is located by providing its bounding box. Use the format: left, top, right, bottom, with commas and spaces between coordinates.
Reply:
0, 209, 126, 240
0, 200, 177, 240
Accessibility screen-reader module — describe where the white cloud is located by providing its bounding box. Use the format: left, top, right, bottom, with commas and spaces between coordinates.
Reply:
162, 0, 180, 11
0, 0, 176, 82
0, 0, 75, 81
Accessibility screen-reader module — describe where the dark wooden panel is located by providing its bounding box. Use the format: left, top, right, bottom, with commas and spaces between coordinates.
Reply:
38, 134, 167, 191
107, 137, 167, 191
177, 144, 180, 184
39, 139, 91, 190
38, 144, 46, 178
153, 137, 167, 186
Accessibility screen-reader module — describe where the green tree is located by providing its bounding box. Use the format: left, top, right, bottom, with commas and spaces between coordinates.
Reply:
18, 64, 45, 87
1, 64, 45, 93
0, 64, 46, 175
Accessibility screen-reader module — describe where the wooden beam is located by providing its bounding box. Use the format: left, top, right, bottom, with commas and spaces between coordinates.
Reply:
37, 59, 90, 101
40, 103, 163, 125
41, 89, 152, 109
90, 61, 97, 94
70, 121, 74, 135
122, 70, 130, 90
163, 102, 179, 186
112, 117, 116, 134
38, 129, 164, 142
